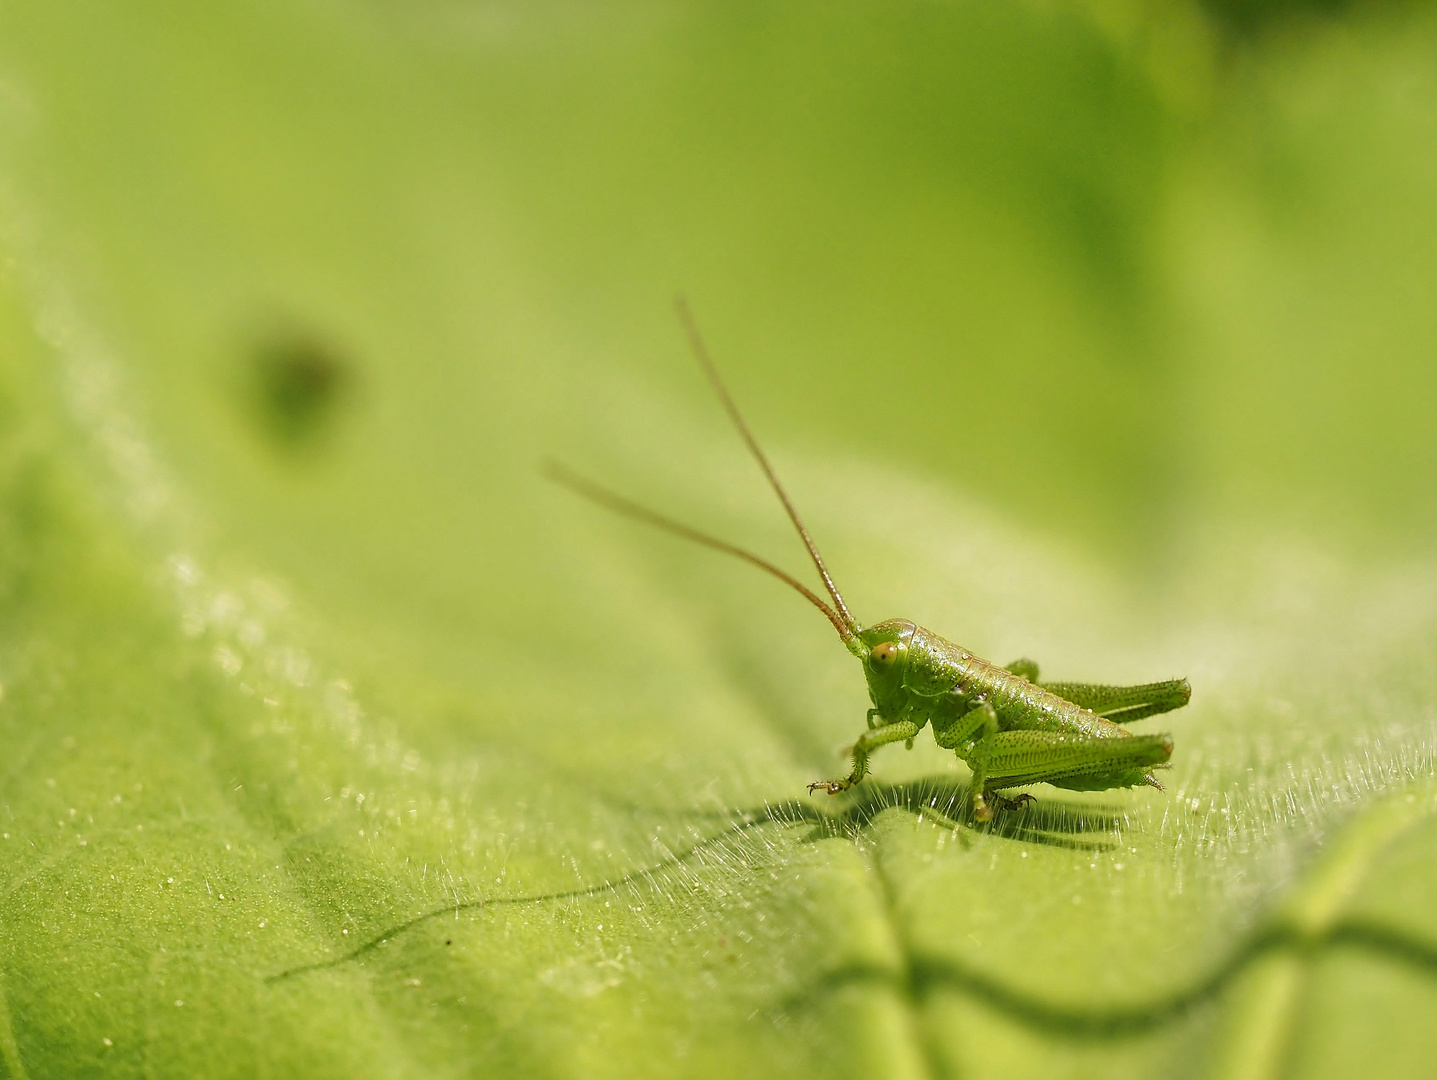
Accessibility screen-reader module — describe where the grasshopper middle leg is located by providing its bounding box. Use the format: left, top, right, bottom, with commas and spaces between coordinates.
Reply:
932, 700, 1003, 820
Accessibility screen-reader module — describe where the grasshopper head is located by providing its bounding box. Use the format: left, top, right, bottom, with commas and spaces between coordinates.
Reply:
858, 619, 917, 721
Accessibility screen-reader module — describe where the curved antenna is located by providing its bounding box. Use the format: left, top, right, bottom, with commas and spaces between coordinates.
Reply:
545, 461, 855, 642
674, 297, 858, 632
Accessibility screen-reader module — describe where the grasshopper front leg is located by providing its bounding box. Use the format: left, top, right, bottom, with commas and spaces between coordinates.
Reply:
809, 719, 920, 795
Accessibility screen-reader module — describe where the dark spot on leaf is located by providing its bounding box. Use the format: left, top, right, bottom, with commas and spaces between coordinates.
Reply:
244, 327, 353, 449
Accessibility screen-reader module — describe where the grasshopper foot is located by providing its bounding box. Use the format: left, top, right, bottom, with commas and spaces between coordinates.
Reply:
973, 790, 1035, 820
808, 777, 857, 796
993, 792, 1037, 813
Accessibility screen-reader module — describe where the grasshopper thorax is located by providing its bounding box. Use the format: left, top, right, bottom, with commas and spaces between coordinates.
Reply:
858, 619, 917, 721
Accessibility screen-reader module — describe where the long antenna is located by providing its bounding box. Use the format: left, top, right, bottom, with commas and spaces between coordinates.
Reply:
544, 461, 854, 642
674, 297, 858, 632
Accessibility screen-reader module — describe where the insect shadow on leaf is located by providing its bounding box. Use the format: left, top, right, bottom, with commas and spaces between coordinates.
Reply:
265, 785, 1119, 984
784, 783, 1125, 851
634, 786, 1125, 852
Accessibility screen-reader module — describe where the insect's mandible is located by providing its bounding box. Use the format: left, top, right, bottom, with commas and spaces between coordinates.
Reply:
548, 301, 1190, 821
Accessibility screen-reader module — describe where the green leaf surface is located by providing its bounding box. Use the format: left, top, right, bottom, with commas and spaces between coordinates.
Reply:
0, 2, 1435, 1077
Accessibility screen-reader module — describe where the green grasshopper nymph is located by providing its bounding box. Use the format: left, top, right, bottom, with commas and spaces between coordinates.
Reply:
548, 301, 1190, 821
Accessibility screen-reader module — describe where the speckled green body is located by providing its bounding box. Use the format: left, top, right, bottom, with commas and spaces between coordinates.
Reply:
816, 618, 1188, 819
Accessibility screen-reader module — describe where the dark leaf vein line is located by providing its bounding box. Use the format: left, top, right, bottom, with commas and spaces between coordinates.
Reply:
784, 919, 1437, 1038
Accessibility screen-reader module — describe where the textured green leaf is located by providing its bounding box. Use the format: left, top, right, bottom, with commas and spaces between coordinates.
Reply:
0, 2, 1434, 1077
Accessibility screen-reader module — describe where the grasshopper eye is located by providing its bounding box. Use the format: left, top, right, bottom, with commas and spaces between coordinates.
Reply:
870, 642, 899, 665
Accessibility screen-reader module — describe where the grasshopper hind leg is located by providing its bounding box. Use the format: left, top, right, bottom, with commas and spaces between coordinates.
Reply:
970, 730, 1174, 818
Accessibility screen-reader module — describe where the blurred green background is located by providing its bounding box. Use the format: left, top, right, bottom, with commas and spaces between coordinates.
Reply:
0, 1, 1435, 1077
